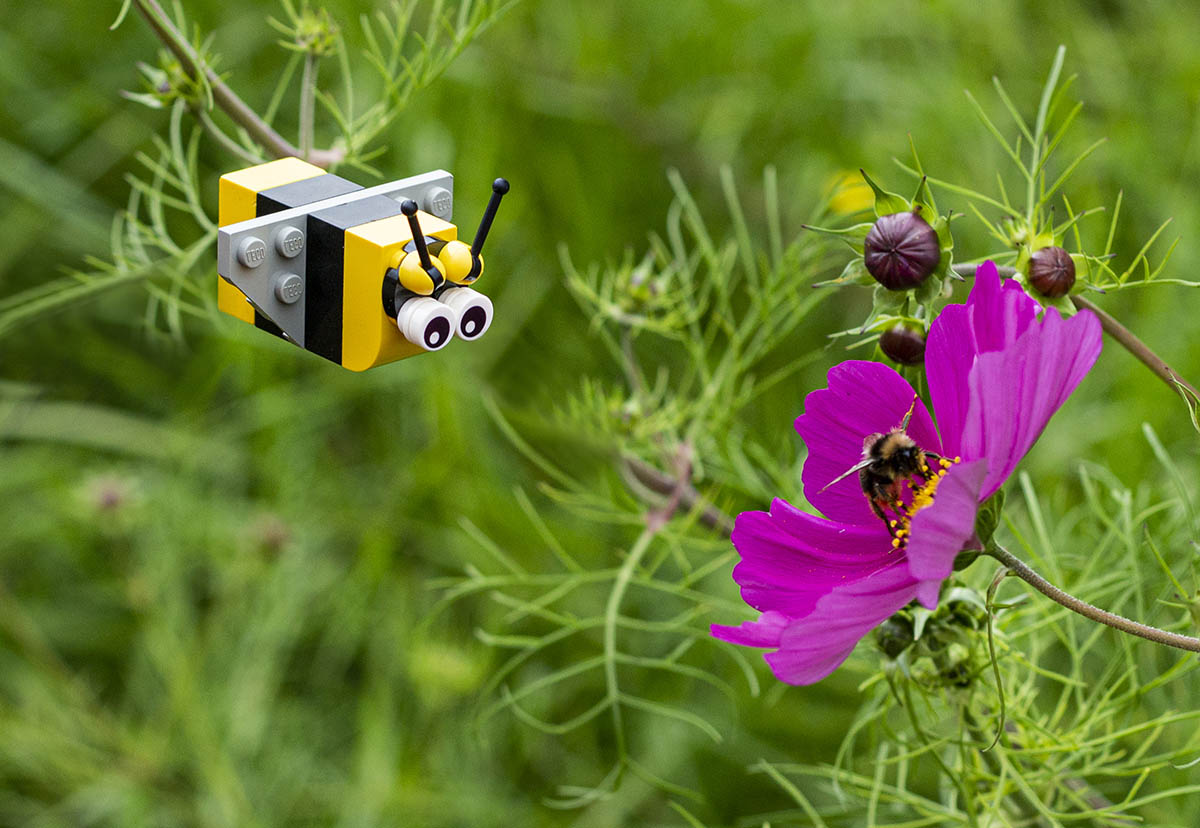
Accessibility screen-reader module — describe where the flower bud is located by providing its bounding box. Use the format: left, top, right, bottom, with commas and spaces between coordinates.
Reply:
879, 324, 926, 365
863, 212, 940, 290
875, 615, 915, 659
1027, 245, 1075, 298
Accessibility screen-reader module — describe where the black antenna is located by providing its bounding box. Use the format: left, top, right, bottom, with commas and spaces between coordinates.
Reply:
400, 200, 435, 272
471, 178, 510, 257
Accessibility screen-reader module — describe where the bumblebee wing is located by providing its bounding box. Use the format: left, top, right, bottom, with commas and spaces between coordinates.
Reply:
819, 459, 873, 493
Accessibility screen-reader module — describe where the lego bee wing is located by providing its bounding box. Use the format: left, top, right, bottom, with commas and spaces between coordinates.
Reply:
819, 458, 873, 493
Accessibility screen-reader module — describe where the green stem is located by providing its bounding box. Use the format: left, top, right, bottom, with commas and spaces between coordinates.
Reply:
960, 707, 1048, 826
133, 0, 343, 167
299, 52, 318, 159
194, 107, 261, 165
987, 545, 1200, 653
603, 525, 656, 760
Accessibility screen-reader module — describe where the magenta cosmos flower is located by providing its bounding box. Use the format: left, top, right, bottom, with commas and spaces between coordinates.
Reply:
712, 261, 1102, 685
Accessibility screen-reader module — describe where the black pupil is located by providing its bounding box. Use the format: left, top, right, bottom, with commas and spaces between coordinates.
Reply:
425, 317, 451, 348
462, 306, 486, 336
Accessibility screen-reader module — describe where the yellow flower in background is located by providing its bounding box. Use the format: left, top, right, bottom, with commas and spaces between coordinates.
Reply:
825, 170, 874, 215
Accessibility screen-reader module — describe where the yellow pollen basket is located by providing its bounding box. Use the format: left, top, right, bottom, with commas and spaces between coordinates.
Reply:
891, 456, 963, 549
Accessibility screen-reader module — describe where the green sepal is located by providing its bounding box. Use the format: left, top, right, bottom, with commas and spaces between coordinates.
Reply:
872, 282, 908, 311
911, 606, 932, 641
931, 211, 957, 277
974, 487, 1006, 548
802, 221, 873, 253
814, 257, 875, 288
944, 586, 988, 616
1013, 244, 1032, 275
913, 272, 943, 305
1031, 229, 1056, 250
1046, 293, 1074, 315
912, 175, 938, 216
952, 549, 981, 571
802, 222, 873, 243
861, 168, 909, 217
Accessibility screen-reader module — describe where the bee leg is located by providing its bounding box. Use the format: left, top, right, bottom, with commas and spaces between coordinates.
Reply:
922, 451, 946, 474
869, 497, 898, 537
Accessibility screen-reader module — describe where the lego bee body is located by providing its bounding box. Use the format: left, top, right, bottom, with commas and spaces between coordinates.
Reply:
216, 157, 507, 371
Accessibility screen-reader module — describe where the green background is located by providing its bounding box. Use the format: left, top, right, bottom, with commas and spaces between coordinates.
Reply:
2, 0, 1199, 825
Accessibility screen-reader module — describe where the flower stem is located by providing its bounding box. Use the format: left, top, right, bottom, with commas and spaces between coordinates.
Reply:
951, 263, 1198, 400
987, 545, 1200, 653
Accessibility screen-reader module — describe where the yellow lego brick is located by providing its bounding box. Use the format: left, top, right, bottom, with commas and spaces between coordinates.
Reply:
217, 157, 325, 324
217, 278, 256, 322
217, 157, 326, 226
341, 211, 456, 372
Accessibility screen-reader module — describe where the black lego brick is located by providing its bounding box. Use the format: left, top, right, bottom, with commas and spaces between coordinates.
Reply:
303, 195, 406, 364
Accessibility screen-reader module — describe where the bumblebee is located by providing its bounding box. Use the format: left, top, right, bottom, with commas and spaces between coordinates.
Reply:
822, 400, 944, 534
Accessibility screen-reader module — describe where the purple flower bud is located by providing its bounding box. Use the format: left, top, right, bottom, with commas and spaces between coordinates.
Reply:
1027, 246, 1076, 298
879, 324, 926, 365
863, 211, 940, 290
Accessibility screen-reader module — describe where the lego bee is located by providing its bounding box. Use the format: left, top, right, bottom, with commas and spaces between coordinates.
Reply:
216, 157, 508, 371
821, 400, 945, 534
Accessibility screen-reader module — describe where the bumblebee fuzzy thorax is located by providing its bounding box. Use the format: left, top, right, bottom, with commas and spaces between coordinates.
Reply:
866, 430, 925, 478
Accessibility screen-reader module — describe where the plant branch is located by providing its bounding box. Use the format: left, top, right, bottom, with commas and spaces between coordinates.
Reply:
987, 545, 1200, 653
133, 0, 343, 167
951, 263, 1199, 399
624, 456, 733, 535
951, 263, 1017, 279
1069, 294, 1199, 399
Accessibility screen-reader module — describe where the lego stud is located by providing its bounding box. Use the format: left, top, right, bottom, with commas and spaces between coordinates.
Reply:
423, 186, 453, 219
273, 273, 304, 304
438, 287, 493, 341
275, 226, 305, 258
396, 297, 458, 351
236, 237, 268, 268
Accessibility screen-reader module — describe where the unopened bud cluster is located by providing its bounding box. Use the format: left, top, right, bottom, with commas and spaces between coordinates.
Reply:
876, 594, 986, 690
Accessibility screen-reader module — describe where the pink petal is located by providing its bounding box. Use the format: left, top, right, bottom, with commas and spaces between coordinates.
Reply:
962, 308, 1101, 499
711, 610, 788, 648
730, 499, 894, 619
903, 459, 989, 608
796, 361, 941, 525
966, 260, 1040, 354
926, 261, 1040, 455
765, 562, 920, 685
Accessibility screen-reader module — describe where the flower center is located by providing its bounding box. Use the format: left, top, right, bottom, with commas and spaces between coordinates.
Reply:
888, 456, 962, 549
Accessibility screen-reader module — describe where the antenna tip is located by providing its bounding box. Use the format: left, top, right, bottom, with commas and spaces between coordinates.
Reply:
400, 199, 419, 216
492, 178, 510, 195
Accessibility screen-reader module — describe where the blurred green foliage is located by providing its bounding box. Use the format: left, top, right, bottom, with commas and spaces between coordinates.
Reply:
2, 0, 1200, 825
